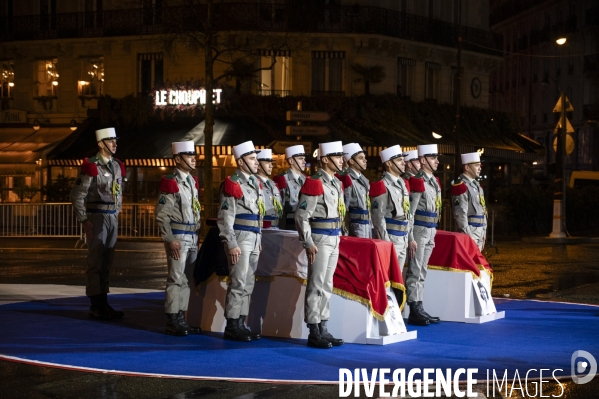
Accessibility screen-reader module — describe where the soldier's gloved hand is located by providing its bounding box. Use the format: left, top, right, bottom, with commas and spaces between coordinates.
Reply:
82, 220, 94, 241
306, 246, 318, 265
168, 240, 181, 260
408, 240, 417, 259
228, 247, 241, 265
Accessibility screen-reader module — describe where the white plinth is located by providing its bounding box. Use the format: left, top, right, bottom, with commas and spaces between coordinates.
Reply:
189, 274, 417, 345
402, 268, 505, 324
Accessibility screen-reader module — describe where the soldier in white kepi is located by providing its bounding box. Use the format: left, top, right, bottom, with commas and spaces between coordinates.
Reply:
406, 144, 442, 326
155, 141, 202, 336
217, 141, 264, 342
295, 141, 346, 349
273, 145, 306, 230
451, 152, 487, 251
403, 149, 421, 179
335, 143, 372, 238
70, 127, 125, 320
370, 145, 416, 276
256, 149, 284, 229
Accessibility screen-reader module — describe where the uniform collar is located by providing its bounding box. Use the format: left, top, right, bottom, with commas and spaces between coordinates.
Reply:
348, 167, 361, 179
288, 168, 303, 182
96, 152, 112, 165
174, 167, 190, 183
319, 169, 334, 183
235, 168, 251, 185
383, 170, 401, 185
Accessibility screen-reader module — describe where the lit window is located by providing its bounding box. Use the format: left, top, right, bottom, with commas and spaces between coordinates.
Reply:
79, 58, 104, 96
258, 50, 291, 97
1, 61, 14, 98
35, 59, 58, 97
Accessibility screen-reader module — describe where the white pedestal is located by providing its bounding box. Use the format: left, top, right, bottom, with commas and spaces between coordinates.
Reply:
189, 275, 417, 345
402, 268, 505, 323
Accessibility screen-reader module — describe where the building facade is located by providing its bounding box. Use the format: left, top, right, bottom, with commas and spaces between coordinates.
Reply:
0, 0, 502, 202
489, 0, 599, 180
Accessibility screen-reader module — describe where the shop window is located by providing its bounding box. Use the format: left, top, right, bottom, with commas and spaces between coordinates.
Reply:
78, 58, 104, 96
138, 53, 163, 96
425, 62, 440, 100
1, 61, 14, 98
35, 59, 58, 97
258, 50, 291, 97
312, 51, 345, 96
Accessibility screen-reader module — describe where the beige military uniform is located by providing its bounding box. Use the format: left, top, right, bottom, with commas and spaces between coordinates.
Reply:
294, 171, 344, 324
278, 168, 305, 230
407, 171, 441, 303
342, 168, 372, 238
155, 169, 201, 314
452, 174, 487, 251
70, 153, 123, 297
217, 170, 263, 319
257, 174, 283, 229
370, 172, 414, 270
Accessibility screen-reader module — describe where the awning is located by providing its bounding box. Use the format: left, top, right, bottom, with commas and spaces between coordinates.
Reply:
0, 127, 73, 163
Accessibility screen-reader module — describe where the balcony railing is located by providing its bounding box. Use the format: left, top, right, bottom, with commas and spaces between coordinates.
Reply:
256, 89, 291, 97
0, 4, 499, 56
311, 90, 345, 97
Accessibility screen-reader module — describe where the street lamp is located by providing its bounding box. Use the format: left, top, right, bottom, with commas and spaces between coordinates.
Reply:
432, 131, 442, 139
556, 37, 567, 46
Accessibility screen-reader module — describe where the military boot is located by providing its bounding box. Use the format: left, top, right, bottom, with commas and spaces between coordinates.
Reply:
307, 323, 332, 349
101, 293, 124, 319
165, 313, 188, 336
177, 310, 201, 334
418, 301, 440, 323
407, 301, 430, 326
88, 295, 111, 320
319, 320, 344, 346
239, 316, 261, 340
224, 318, 251, 342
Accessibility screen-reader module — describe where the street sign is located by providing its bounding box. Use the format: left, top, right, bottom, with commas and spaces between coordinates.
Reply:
286, 111, 330, 122
553, 117, 575, 134
285, 126, 329, 136
552, 96, 574, 113
268, 140, 312, 155
553, 134, 575, 155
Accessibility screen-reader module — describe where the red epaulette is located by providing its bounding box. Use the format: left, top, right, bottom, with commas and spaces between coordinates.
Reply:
81, 158, 98, 177
258, 179, 263, 190
223, 177, 243, 199
409, 176, 425, 193
300, 177, 324, 196
335, 173, 353, 189
114, 158, 126, 177
158, 175, 179, 194
273, 174, 287, 190
369, 180, 387, 197
450, 181, 468, 196
435, 176, 442, 191
192, 176, 199, 190
402, 178, 411, 195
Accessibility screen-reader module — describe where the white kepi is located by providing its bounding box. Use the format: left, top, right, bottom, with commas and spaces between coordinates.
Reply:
256, 149, 273, 161
417, 144, 441, 157
461, 152, 481, 165
95, 127, 118, 142
320, 141, 345, 157
171, 141, 197, 155
342, 143, 364, 162
233, 141, 257, 159
403, 149, 419, 162
380, 145, 404, 163
285, 145, 306, 159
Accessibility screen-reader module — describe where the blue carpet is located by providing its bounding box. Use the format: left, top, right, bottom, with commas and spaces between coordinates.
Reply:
1, 293, 598, 382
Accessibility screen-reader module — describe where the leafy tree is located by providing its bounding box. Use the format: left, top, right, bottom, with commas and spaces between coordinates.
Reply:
351, 63, 386, 95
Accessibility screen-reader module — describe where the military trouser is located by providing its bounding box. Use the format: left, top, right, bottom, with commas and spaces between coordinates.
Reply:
389, 234, 408, 273
164, 234, 198, 314
305, 234, 340, 324
348, 221, 372, 238
225, 231, 261, 319
469, 226, 486, 252
405, 225, 436, 302
86, 212, 118, 297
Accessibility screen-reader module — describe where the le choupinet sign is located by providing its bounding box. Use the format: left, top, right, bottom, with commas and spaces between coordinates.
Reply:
154, 88, 223, 106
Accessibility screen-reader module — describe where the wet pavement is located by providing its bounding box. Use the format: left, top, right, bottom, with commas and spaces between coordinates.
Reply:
1, 237, 599, 398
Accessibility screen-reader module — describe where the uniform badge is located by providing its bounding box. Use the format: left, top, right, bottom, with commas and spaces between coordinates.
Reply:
221, 200, 229, 210
75, 178, 82, 186
299, 201, 307, 210
159, 196, 166, 205
454, 198, 460, 206
373, 200, 379, 209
